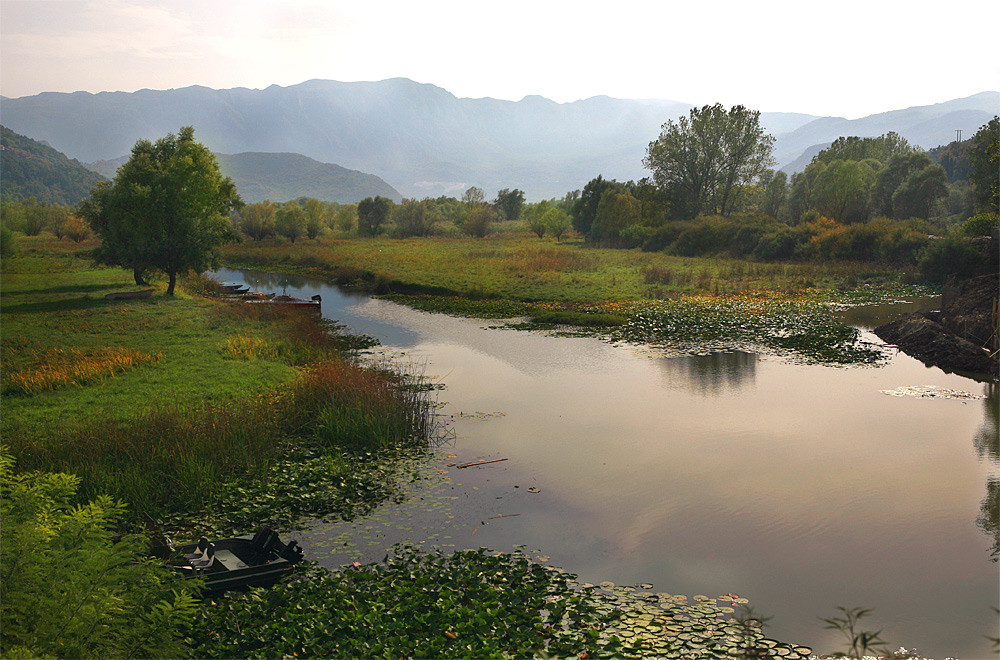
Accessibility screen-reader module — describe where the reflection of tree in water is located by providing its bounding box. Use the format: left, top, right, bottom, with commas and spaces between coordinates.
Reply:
238, 269, 309, 293
977, 477, 999, 562
975, 383, 999, 561
658, 351, 758, 396
974, 382, 998, 462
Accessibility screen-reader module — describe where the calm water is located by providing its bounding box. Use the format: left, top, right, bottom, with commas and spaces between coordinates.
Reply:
216, 269, 999, 658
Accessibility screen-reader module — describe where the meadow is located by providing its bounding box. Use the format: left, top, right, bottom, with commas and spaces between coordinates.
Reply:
1, 235, 435, 532
220, 229, 912, 303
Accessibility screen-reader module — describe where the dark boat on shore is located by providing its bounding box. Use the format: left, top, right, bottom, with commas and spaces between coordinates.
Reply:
166, 528, 304, 593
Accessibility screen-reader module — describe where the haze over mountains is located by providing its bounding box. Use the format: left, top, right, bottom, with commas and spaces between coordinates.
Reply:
1, 78, 996, 201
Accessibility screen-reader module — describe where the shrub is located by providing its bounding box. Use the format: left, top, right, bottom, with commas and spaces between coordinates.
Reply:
918, 235, 990, 282
962, 212, 1000, 237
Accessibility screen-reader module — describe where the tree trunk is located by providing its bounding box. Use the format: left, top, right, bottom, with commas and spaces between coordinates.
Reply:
133, 268, 149, 286
166, 271, 177, 296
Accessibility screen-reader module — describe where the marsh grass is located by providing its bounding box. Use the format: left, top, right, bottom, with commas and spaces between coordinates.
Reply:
221, 233, 911, 304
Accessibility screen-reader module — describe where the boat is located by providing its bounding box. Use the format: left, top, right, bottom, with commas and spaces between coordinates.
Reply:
164, 528, 304, 593
105, 289, 154, 300
243, 293, 321, 310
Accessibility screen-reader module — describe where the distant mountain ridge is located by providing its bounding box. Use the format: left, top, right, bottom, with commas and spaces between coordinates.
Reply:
1, 79, 996, 200
87, 151, 402, 204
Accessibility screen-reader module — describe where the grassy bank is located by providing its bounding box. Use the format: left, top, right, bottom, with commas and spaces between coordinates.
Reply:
1, 235, 435, 531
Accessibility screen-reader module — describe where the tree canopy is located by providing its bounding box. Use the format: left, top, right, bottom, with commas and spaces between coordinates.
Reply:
643, 104, 775, 218
79, 127, 242, 294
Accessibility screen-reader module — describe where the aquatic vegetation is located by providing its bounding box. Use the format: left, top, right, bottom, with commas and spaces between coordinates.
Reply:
189, 544, 812, 659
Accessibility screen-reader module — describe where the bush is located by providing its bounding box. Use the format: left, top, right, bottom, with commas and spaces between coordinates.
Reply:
1, 450, 198, 659
962, 212, 1000, 237
918, 235, 990, 282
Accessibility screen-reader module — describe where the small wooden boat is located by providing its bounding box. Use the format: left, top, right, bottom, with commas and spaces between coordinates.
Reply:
105, 289, 154, 300
165, 528, 304, 593
244, 294, 321, 310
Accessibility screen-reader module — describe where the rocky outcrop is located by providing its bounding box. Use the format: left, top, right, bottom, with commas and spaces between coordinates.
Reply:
875, 273, 999, 380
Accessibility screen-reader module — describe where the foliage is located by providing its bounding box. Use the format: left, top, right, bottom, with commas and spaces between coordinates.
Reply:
545, 205, 572, 241
961, 211, 1000, 236
818, 607, 889, 659
455, 204, 497, 237
643, 104, 775, 218
392, 198, 439, 237
357, 195, 393, 236
61, 215, 92, 243
493, 187, 525, 220
918, 235, 991, 282
0, 126, 107, 205
760, 169, 788, 219
968, 116, 999, 214
333, 203, 358, 233
237, 201, 278, 241
274, 202, 308, 243
573, 175, 616, 234
811, 159, 878, 223
928, 139, 971, 183
814, 132, 915, 165
0, 222, 16, 259
891, 163, 948, 220
592, 186, 641, 245
0, 449, 198, 659
79, 126, 242, 294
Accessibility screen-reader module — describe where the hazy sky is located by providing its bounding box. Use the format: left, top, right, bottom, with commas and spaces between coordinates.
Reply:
2, 0, 998, 119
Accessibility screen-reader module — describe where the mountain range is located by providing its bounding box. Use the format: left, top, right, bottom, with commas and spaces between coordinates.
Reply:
86, 151, 401, 204
1, 79, 996, 200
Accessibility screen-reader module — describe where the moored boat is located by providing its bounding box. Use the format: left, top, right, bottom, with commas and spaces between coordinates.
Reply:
243, 293, 321, 309
166, 528, 304, 593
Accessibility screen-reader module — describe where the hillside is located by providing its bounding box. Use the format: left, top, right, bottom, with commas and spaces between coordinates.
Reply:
87, 152, 402, 204
1, 79, 995, 199
0, 126, 106, 204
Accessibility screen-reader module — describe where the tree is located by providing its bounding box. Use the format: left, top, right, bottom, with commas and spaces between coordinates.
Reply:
760, 170, 788, 219
493, 188, 525, 221
238, 201, 278, 241
461, 187, 486, 207
61, 216, 92, 243
334, 204, 358, 233
455, 204, 497, 237
275, 203, 308, 243
892, 164, 948, 219
968, 116, 999, 214
303, 198, 328, 240
814, 132, 915, 165
870, 152, 932, 218
357, 196, 393, 237
591, 186, 641, 244
572, 175, 615, 235
523, 200, 552, 238
543, 206, 572, 241
79, 127, 241, 294
810, 159, 878, 223
392, 198, 439, 237
643, 104, 775, 218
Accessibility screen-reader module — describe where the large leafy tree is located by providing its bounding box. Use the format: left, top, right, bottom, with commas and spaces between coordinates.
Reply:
80, 127, 241, 295
643, 104, 775, 218
810, 158, 879, 223
814, 132, 915, 165
572, 175, 616, 235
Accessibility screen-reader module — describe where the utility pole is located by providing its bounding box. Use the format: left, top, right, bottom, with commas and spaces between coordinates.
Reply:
956, 129, 963, 142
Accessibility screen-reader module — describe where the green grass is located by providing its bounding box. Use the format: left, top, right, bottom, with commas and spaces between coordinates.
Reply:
221, 232, 907, 303
1, 235, 435, 528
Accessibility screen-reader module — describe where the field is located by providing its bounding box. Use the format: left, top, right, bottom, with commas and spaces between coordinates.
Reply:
221, 230, 914, 303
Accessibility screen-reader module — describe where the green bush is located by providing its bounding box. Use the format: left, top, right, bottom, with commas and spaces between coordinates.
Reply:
962, 212, 1000, 237
1, 449, 198, 659
918, 235, 990, 282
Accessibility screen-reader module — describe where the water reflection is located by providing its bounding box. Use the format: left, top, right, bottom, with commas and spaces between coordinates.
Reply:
657, 351, 758, 396
833, 295, 941, 330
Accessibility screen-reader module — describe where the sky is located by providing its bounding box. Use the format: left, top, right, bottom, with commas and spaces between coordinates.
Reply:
2, 0, 998, 119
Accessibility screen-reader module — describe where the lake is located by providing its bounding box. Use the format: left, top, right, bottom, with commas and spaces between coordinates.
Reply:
215, 268, 998, 658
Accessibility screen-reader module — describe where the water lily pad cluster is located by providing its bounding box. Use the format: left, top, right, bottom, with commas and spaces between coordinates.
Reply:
595, 295, 890, 365
558, 578, 812, 659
